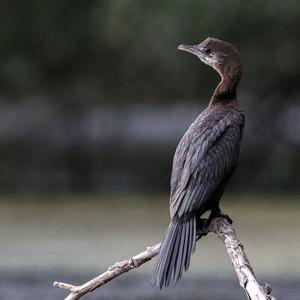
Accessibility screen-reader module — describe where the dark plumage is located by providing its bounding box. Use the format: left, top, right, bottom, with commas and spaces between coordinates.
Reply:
151, 37, 245, 289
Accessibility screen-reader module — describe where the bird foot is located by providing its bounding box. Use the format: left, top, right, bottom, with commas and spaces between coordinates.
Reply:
208, 209, 233, 224
196, 210, 233, 240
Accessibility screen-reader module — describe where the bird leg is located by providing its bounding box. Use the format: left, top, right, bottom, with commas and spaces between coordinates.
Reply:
196, 208, 233, 240
196, 217, 210, 240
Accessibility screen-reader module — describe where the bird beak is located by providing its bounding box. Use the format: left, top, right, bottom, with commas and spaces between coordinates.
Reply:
177, 44, 208, 60
178, 43, 214, 68
177, 44, 199, 55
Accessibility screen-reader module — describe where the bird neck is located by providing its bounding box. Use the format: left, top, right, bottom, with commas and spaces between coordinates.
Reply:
210, 68, 241, 104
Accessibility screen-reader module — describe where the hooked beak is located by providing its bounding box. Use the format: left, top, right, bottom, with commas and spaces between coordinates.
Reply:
177, 44, 200, 55
177, 44, 208, 60
177, 43, 214, 67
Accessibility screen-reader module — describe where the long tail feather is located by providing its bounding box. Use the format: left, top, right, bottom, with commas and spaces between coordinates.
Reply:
151, 218, 196, 288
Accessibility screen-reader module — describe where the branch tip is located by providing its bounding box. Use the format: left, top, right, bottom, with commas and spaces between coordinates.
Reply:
53, 216, 275, 300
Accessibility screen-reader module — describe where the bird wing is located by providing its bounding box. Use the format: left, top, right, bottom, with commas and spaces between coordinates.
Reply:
170, 115, 243, 219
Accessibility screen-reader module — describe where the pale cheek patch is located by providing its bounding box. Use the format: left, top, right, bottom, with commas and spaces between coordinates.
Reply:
198, 55, 217, 67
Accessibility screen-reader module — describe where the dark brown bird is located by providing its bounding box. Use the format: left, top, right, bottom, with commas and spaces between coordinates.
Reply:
151, 37, 245, 288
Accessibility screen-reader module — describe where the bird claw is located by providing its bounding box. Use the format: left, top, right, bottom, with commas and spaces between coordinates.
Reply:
209, 209, 233, 224
219, 212, 233, 224
196, 210, 233, 240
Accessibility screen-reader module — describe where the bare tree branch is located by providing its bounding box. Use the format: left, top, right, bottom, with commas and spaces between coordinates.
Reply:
53, 217, 276, 300
53, 243, 160, 300
208, 218, 276, 300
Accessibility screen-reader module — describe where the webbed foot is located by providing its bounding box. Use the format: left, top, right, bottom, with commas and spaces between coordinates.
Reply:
208, 208, 233, 224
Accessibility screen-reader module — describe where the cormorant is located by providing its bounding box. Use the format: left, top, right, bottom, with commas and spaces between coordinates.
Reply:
151, 37, 245, 288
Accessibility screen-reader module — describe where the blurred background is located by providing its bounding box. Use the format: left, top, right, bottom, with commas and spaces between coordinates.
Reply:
1, 1, 300, 299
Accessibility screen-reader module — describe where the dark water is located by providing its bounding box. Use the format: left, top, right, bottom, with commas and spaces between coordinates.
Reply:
1, 272, 298, 300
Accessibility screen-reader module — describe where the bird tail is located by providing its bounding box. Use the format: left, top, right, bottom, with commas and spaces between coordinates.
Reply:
151, 217, 196, 288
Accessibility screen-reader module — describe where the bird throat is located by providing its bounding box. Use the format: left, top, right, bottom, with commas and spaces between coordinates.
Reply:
210, 70, 241, 104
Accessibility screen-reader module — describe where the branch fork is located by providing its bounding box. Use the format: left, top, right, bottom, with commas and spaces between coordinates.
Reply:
53, 217, 276, 300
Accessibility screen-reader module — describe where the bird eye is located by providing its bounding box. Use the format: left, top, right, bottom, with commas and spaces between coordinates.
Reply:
203, 47, 211, 54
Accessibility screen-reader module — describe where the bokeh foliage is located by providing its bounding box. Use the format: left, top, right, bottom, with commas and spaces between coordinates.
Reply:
2, 0, 300, 101
0, 0, 299, 193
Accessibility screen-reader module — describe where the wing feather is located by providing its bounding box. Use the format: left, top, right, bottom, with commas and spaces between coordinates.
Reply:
170, 108, 243, 219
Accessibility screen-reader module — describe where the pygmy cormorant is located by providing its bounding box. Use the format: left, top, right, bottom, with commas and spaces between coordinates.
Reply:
151, 37, 245, 288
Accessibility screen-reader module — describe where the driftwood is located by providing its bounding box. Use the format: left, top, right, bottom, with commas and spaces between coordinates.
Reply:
53, 217, 276, 300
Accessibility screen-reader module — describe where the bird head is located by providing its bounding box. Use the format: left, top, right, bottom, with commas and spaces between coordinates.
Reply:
178, 37, 241, 80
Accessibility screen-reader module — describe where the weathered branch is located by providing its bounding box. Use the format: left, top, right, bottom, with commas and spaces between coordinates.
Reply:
207, 218, 276, 300
53, 217, 275, 300
53, 243, 161, 300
